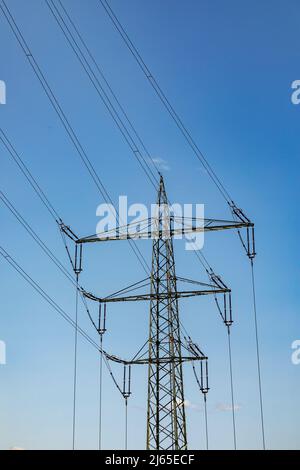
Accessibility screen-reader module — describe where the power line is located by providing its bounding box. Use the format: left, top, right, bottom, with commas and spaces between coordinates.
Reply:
47, 6, 214, 353
1, 104, 234, 452
124, 398, 128, 450
57, 0, 160, 181
98, 0, 233, 205
227, 327, 237, 450
0, 190, 76, 287
0, 245, 97, 350
250, 259, 266, 449
0, 183, 94, 339
46, 0, 158, 190
0, 130, 104, 447
0, 184, 127, 410
190, 356, 209, 450
0, 128, 60, 222
98, 334, 104, 450
2, 0, 264, 449
97, 304, 107, 451
203, 395, 209, 450
2, 1, 222, 450
0, 129, 130, 427
0, 0, 149, 276
44, 0, 216, 279
0, 244, 125, 399
72, 274, 80, 450
95, 3, 266, 444
0, 171, 104, 343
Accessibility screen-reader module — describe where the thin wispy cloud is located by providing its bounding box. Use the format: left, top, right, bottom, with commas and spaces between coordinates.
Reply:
176, 398, 202, 412
151, 157, 170, 172
184, 399, 202, 412
216, 403, 242, 412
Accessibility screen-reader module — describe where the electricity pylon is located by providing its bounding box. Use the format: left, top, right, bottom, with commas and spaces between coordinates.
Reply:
147, 176, 187, 449
61, 175, 254, 450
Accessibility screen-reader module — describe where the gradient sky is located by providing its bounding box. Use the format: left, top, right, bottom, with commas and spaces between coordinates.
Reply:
0, 0, 299, 450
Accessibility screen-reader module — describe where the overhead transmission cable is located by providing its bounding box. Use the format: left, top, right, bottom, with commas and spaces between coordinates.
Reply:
124, 397, 128, 450
0, 133, 106, 335
97, 0, 233, 206
46, 0, 158, 190
0, 245, 94, 352
203, 394, 208, 450
0, 128, 60, 223
53, 0, 263, 450
0, 189, 75, 287
227, 327, 237, 450
190, 360, 209, 450
43, 2, 238, 290
0, 131, 125, 446
0, 132, 83, 449
44, 0, 214, 278
97, 303, 107, 451
98, 333, 104, 450
0, 0, 151, 442
0, 148, 102, 331
96, 0, 267, 448
49, 0, 242, 302
72, 272, 79, 450
0, 0, 146, 447
44, 8, 219, 429
250, 259, 266, 449
0, 0, 149, 276
1, 1, 262, 448
56, 0, 160, 186
0, 245, 124, 397
42, 3, 230, 346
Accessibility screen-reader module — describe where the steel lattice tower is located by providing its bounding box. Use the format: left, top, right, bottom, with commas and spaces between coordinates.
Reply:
147, 176, 187, 450
62, 175, 255, 451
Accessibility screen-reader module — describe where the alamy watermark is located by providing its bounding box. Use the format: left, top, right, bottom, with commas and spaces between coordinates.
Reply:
0, 340, 6, 365
291, 80, 300, 105
291, 340, 300, 365
96, 197, 205, 251
0, 80, 6, 105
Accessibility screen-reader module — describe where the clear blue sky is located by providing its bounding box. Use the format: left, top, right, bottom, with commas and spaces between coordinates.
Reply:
0, 0, 299, 450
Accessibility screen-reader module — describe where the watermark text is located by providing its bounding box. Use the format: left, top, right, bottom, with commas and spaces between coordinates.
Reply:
0, 80, 6, 105
0, 340, 6, 365
96, 197, 205, 251
291, 340, 300, 365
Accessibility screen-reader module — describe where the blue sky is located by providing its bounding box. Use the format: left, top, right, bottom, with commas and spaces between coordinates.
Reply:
0, 0, 299, 450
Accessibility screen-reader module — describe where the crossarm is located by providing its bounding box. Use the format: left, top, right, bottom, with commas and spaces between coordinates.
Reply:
82, 287, 230, 303
77, 218, 252, 244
